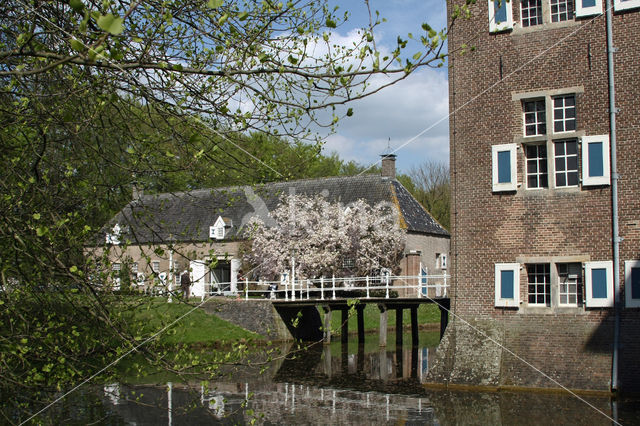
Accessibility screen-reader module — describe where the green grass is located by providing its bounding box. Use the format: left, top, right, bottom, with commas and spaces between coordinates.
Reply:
121, 298, 260, 346
329, 303, 443, 333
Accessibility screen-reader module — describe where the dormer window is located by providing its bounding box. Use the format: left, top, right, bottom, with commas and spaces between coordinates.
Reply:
210, 216, 231, 240
105, 223, 121, 245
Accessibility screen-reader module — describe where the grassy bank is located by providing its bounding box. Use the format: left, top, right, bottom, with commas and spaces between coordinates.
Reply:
330, 303, 443, 333
121, 297, 443, 346
122, 298, 261, 346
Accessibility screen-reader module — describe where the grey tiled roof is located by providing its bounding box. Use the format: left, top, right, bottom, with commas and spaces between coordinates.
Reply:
100, 175, 449, 245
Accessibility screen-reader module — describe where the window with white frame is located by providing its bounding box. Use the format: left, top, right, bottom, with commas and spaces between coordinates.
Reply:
625, 261, 640, 308
521, 0, 543, 26
614, 0, 640, 10
495, 263, 520, 307
131, 262, 138, 273
438, 253, 448, 270
527, 264, 551, 306
553, 95, 576, 133
551, 0, 575, 21
554, 139, 579, 187
152, 261, 160, 273
515, 90, 610, 191
489, 0, 513, 32
112, 262, 121, 272
525, 144, 548, 189
576, 0, 603, 15
558, 263, 582, 306
584, 261, 613, 307
342, 258, 355, 269
210, 216, 228, 240
523, 99, 546, 136
582, 135, 610, 186
492, 144, 518, 192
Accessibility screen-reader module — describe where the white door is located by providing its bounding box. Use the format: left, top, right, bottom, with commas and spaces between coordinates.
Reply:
190, 261, 207, 297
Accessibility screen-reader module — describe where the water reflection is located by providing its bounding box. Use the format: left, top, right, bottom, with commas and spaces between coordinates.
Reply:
100, 380, 438, 425
35, 332, 640, 424
272, 342, 436, 396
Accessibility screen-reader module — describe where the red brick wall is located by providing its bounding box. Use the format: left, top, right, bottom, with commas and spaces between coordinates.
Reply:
447, 0, 640, 391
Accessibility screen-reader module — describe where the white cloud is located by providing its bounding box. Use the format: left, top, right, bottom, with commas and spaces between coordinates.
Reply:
322, 68, 449, 174
316, 1, 450, 174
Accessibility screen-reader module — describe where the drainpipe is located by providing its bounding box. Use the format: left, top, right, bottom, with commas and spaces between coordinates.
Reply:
605, 0, 621, 392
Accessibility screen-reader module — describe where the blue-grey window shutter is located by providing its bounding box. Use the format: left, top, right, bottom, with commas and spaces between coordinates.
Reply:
591, 268, 608, 299
501, 270, 514, 299
588, 141, 604, 177
632, 267, 640, 300
495, 0, 508, 23
498, 150, 511, 183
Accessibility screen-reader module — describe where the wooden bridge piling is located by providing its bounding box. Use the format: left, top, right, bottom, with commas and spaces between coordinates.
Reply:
356, 305, 365, 343
341, 309, 349, 344
322, 306, 331, 345
378, 304, 388, 347
411, 306, 419, 346
395, 308, 403, 347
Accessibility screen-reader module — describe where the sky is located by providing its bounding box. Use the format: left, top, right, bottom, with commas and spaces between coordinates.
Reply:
321, 0, 450, 174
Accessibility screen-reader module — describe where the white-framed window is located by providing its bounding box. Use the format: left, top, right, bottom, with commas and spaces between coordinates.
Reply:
523, 99, 546, 136
581, 135, 610, 186
553, 95, 576, 133
525, 144, 549, 189
553, 139, 579, 187
558, 263, 581, 306
625, 261, 640, 308
489, 0, 514, 32
492, 144, 518, 192
614, 0, 640, 10
131, 262, 138, 273
342, 258, 355, 269
527, 263, 550, 306
438, 253, 448, 270
521, 0, 543, 26
584, 261, 613, 308
551, 0, 575, 21
152, 261, 160, 273
495, 263, 520, 307
210, 216, 228, 240
576, 0, 603, 16
112, 262, 121, 272
105, 223, 122, 245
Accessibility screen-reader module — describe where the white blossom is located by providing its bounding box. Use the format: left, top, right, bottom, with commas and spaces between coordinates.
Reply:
243, 194, 406, 279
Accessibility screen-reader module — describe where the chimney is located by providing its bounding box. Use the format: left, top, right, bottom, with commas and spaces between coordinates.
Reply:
380, 153, 397, 179
132, 184, 143, 200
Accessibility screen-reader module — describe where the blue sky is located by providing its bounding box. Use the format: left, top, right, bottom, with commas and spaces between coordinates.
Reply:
321, 0, 449, 174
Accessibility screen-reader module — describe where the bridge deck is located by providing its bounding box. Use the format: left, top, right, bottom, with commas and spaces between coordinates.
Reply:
272, 297, 449, 309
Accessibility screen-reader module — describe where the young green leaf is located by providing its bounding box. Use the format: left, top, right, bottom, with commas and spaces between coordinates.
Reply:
69, 0, 84, 12
97, 13, 124, 35
206, 0, 224, 8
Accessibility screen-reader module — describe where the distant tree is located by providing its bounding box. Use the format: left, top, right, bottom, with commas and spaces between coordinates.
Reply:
243, 195, 405, 279
398, 160, 450, 230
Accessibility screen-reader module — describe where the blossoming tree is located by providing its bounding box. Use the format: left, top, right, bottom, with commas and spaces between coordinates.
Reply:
243, 194, 406, 279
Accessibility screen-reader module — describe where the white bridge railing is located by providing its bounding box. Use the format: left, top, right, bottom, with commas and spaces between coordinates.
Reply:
201, 274, 449, 302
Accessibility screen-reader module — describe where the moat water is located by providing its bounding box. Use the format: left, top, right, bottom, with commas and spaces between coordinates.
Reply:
16, 331, 640, 425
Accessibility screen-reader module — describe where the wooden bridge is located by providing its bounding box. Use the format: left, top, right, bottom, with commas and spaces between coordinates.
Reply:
203, 274, 451, 345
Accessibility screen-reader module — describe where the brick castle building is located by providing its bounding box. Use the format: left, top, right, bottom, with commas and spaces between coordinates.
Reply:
429, 0, 640, 391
